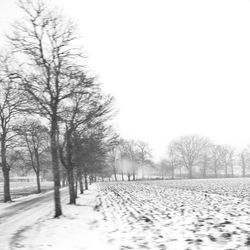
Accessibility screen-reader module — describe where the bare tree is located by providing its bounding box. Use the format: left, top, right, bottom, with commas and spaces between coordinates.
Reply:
227, 147, 235, 177
14, 119, 49, 193
169, 135, 211, 178
199, 141, 214, 178
59, 86, 93, 204
240, 152, 247, 177
108, 137, 121, 182
158, 159, 169, 179
210, 144, 227, 178
73, 122, 116, 189
201, 154, 208, 178
167, 144, 181, 179
136, 140, 152, 179
0, 54, 25, 202
119, 139, 139, 181
59, 87, 113, 204
216, 146, 235, 178
8, 0, 90, 216
239, 147, 250, 177
109, 148, 118, 181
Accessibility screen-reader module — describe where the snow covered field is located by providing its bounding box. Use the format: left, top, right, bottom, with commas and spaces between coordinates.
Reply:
97, 179, 250, 250
9, 179, 250, 249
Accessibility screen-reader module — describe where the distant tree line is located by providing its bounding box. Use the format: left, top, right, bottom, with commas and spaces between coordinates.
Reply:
0, 0, 118, 217
108, 135, 250, 182
158, 134, 250, 179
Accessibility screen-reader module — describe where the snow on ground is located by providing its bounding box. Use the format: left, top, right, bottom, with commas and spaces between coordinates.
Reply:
13, 179, 250, 250
0, 192, 46, 214
0, 188, 55, 215
14, 184, 117, 250
0, 182, 54, 228
156, 178, 250, 199
0, 188, 69, 250
0, 181, 53, 200
96, 181, 250, 250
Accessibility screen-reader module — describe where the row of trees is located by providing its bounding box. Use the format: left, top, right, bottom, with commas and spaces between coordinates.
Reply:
107, 135, 250, 182
0, 0, 117, 217
107, 139, 153, 181
159, 134, 250, 179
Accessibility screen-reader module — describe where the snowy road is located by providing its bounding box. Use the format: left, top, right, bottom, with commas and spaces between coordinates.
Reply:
0, 188, 69, 250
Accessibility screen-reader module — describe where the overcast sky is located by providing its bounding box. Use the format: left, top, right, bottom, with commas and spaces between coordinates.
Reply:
1, 0, 250, 160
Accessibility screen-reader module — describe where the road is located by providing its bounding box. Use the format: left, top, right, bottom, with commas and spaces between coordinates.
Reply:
0, 188, 69, 250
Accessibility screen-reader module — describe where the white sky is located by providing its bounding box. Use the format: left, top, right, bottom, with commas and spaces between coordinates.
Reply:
1, 0, 250, 160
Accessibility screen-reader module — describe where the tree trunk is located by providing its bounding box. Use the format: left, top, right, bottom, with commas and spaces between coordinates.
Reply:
121, 171, 124, 181
214, 168, 217, 178
203, 166, 206, 178
127, 173, 131, 181
132, 172, 135, 181
114, 171, 117, 181
77, 168, 84, 194
51, 118, 62, 217
188, 166, 193, 179
202, 157, 207, 179
171, 163, 175, 179
75, 173, 78, 198
241, 154, 246, 177
231, 164, 234, 177
113, 164, 117, 181
67, 168, 75, 204
1, 137, 11, 202
3, 168, 11, 202
142, 165, 145, 180
36, 171, 41, 194
35, 151, 41, 193
89, 175, 93, 185
214, 162, 218, 178
79, 175, 84, 194
84, 171, 88, 190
